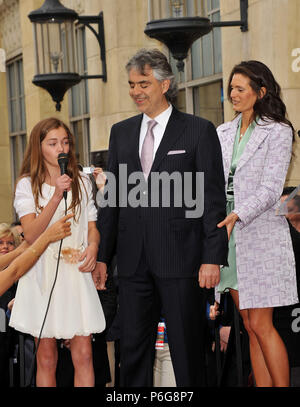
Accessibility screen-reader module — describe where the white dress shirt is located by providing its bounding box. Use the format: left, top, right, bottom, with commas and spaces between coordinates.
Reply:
139, 105, 173, 159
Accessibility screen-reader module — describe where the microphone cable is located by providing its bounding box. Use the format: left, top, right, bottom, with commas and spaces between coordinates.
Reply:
26, 195, 68, 387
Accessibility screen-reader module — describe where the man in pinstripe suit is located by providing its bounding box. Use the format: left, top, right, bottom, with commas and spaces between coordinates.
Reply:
95, 49, 228, 386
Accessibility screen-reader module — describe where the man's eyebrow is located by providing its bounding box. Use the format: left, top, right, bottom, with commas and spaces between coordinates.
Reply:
128, 80, 151, 84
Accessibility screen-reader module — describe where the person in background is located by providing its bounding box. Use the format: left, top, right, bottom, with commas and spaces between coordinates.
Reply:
214, 60, 297, 387
0, 222, 21, 386
0, 215, 72, 296
272, 188, 300, 386
153, 318, 176, 387
0, 216, 72, 386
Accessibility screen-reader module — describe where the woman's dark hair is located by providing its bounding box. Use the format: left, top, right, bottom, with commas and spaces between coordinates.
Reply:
227, 60, 294, 134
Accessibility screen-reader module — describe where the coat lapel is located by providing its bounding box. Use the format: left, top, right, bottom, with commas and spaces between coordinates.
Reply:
235, 117, 275, 173
218, 115, 239, 181
150, 108, 187, 174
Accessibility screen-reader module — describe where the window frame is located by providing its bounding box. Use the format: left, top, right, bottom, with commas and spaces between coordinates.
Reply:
69, 24, 91, 167
6, 55, 27, 191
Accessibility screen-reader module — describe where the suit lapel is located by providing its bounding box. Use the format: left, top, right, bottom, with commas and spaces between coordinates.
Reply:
129, 114, 143, 172
150, 108, 187, 174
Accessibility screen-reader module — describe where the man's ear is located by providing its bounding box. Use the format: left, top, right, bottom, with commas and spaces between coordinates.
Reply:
162, 79, 170, 95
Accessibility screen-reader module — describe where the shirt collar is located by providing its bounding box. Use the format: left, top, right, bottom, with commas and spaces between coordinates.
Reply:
143, 104, 173, 128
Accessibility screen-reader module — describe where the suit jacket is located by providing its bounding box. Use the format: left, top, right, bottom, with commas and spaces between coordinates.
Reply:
97, 107, 228, 278
217, 114, 298, 309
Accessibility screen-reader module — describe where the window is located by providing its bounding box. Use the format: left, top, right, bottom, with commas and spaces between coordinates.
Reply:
6, 57, 26, 185
69, 26, 90, 166
149, 0, 224, 127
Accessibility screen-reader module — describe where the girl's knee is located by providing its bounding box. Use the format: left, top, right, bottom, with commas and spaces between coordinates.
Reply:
37, 348, 58, 371
71, 339, 93, 367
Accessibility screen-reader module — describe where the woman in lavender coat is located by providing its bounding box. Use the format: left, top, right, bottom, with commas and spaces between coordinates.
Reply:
215, 61, 298, 386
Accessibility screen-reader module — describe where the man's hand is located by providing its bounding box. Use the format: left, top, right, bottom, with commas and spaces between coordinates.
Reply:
198, 264, 220, 289
92, 262, 107, 290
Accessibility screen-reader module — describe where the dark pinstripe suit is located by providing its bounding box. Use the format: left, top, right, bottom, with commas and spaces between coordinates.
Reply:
97, 107, 228, 386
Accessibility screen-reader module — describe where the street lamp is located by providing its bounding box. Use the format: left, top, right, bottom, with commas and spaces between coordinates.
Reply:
28, 0, 107, 111
145, 0, 248, 72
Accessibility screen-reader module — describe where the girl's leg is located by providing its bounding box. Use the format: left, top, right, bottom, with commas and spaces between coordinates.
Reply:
70, 335, 94, 387
230, 289, 272, 386
248, 307, 290, 387
35, 337, 58, 387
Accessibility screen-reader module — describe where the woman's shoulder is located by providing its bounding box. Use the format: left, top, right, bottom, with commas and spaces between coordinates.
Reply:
216, 115, 240, 134
258, 118, 293, 139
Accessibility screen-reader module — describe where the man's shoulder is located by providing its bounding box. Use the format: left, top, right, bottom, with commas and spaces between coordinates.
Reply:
112, 113, 142, 131
172, 109, 215, 129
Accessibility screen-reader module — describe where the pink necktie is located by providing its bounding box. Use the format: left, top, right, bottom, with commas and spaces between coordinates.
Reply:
141, 120, 157, 179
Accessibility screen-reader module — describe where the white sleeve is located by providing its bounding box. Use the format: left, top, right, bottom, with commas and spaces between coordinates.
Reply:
81, 173, 97, 222
14, 177, 37, 219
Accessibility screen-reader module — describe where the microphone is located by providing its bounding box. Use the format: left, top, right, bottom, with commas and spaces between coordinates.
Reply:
57, 153, 69, 200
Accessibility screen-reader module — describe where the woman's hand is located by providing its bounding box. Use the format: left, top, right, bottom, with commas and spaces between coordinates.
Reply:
8, 298, 14, 312
78, 242, 98, 273
45, 213, 73, 243
209, 301, 220, 320
217, 212, 239, 240
53, 174, 72, 200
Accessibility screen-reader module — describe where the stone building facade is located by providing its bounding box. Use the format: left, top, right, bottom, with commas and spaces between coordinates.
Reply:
0, 0, 299, 221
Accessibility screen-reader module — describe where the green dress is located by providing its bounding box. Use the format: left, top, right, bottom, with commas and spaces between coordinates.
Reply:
218, 118, 257, 293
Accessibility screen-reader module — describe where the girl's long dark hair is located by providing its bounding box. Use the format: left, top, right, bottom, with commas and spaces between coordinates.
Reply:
227, 60, 294, 135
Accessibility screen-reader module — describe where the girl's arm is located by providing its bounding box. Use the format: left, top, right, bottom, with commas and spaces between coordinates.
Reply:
21, 174, 72, 244
0, 214, 73, 296
78, 221, 100, 273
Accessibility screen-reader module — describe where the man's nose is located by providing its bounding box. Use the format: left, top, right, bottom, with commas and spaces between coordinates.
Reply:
130, 85, 140, 96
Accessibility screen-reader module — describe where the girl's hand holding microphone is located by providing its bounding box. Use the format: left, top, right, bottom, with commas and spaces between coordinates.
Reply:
53, 174, 72, 201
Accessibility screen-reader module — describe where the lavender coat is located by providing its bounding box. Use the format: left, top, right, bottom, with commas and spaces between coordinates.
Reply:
217, 114, 298, 309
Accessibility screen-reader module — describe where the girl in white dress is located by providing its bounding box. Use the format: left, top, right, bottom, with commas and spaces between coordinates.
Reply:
9, 118, 105, 387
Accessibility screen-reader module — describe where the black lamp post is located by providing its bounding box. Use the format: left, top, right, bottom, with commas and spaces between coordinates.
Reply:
28, 0, 107, 111
145, 0, 248, 72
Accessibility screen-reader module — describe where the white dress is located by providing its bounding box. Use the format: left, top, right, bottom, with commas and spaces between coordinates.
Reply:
9, 173, 106, 339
